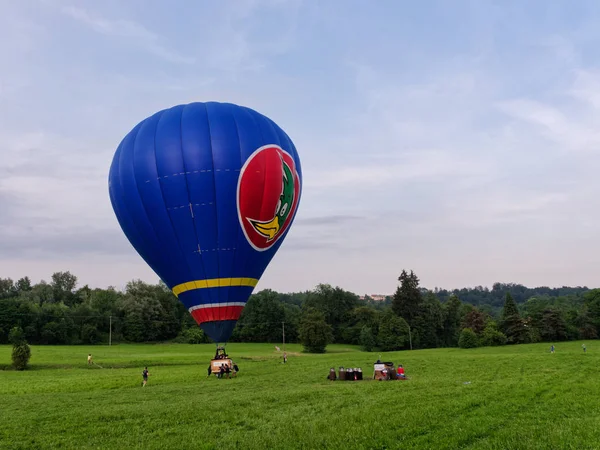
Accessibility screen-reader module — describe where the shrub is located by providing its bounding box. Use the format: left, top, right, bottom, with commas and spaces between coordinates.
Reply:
481, 325, 507, 346
458, 328, 479, 349
298, 308, 333, 353
9, 326, 31, 370
177, 327, 208, 344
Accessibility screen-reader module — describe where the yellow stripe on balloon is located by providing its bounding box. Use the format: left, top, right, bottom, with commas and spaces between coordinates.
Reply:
172, 278, 259, 297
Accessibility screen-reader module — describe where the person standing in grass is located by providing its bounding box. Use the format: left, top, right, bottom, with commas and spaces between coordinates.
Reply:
142, 367, 149, 387
550, 345, 555, 354
582, 343, 587, 353
283, 352, 287, 363
87, 354, 92, 365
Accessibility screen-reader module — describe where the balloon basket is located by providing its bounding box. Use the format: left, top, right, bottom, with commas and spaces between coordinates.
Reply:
209, 357, 234, 375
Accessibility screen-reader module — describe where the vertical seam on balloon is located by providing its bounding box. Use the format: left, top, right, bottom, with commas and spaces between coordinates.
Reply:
111, 141, 151, 267
128, 121, 168, 277
235, 107, 258, 317
199, 106, 219, 324
227, 105, 244, 324
152, 109, 194, 288
204, 103, 222, 329
179, 104, 209, 315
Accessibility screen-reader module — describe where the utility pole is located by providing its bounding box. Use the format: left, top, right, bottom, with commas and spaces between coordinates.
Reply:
282, 322, 285, 352
109, 316, 112, 346
408, 325, 412, 350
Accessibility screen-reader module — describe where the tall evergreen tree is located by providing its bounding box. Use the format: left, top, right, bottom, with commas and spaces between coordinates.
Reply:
392, 270, 422, 326
442, 294, 462, 346
501, 292, 528, 344
501, 292, 520, 320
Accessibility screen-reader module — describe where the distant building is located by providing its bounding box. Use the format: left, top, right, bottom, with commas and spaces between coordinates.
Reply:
359, 294, 388, 302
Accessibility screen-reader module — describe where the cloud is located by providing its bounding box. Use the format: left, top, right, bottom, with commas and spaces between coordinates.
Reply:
0, 131, 116, 248
497, 70, 600, 154
196, 0, 302, 78
0, 224, 131, 259
304, 150, 490, 190
61, 6, 195, 64
294, 215, 364, 226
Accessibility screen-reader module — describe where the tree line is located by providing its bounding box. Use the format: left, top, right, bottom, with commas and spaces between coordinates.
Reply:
0, 270, 598, 352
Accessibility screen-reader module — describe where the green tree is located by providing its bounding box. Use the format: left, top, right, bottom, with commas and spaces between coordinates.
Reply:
80, 324, 100, 344
21, 281, 54, 305
377, 311, 410, 351
340, 306, 380, 345
442, 294, 462, 346
501, 293, 528, 344
480, 322, 507, 346
15, 277, 32, 293
461, 308, 487, 335
501, 292, 520, 319
235, 290, 285, 342
282, 303, 301, 343
177, 327, 209, 344
584, 289, 600, 336
303, 284, 359, 342
298, 308, 333, 353
0, 278, 16, 298
359, 325, 376, 352
9, 326, 31, 370
51, 271, 79, 306
392, 270, 422, 326
575, 305, 598, 339
458, 328, 479, 348
412, 292, 444, 348
540, 308, 567, 341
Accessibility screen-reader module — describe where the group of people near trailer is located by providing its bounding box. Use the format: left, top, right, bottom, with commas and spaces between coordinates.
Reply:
327, 361, 408, 381
213, 361, 238, 378
208, 346, 239, 378
373, 359, 407, 380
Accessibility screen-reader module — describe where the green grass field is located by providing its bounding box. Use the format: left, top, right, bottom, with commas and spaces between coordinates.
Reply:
1, 341, 599, 449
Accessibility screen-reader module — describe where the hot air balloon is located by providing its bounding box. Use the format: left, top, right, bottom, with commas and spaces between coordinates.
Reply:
108, 102, 302, 347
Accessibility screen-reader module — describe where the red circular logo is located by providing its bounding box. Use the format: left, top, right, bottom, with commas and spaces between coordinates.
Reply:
237, 145, 301, 251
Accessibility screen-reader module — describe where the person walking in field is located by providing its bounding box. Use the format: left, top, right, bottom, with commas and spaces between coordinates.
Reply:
582, 343, 587, 353
550, 345, 555, 354
142, 367, 149, 387
87, 354, 92, 365
283, 352, 287, 363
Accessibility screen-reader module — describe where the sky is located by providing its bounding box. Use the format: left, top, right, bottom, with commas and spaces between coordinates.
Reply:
0, 0, 599, 295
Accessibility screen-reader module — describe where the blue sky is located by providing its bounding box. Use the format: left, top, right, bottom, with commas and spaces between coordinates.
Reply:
1, 0, 599, 294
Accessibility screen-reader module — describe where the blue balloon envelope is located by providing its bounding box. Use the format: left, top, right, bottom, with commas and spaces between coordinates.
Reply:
108, 102, 302, 343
